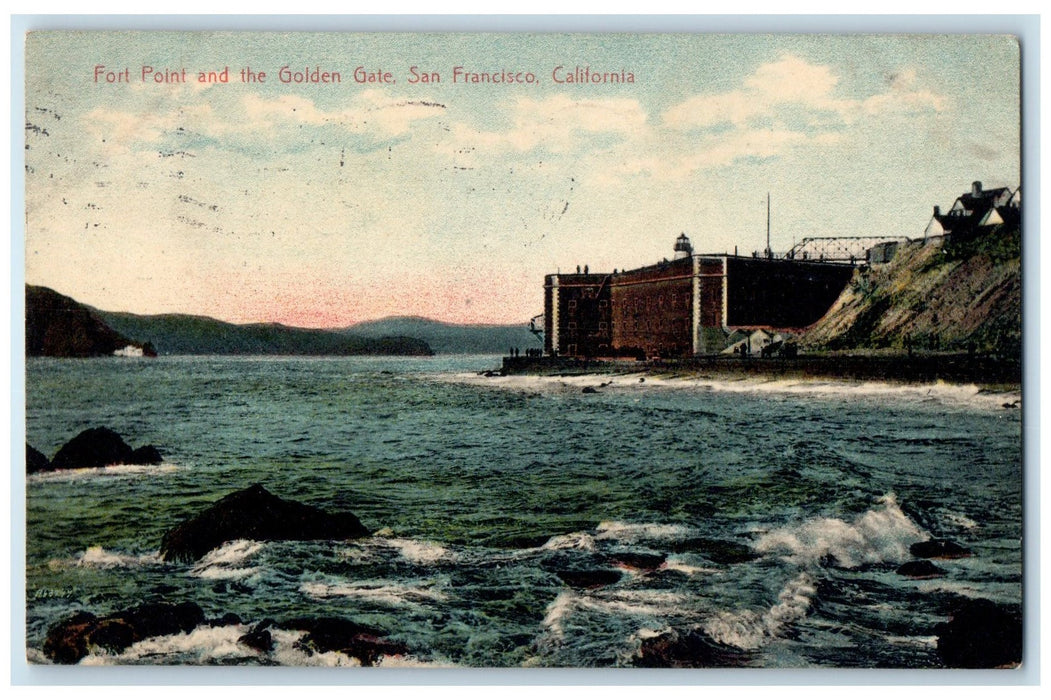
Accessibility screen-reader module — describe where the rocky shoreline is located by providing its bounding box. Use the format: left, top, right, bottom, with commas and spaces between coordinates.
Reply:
31, 479, 1023, 668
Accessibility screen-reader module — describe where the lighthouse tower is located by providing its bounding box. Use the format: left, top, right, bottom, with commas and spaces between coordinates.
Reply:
673, 233, 694, 259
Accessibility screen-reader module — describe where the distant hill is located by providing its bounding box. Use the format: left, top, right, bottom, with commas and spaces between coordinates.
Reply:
95, 310, 433, 357
342, 316, 541, 354
26, 285, 153, 357
801, 223, 1021, 358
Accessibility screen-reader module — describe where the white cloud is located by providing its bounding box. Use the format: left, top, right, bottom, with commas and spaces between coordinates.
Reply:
444, 94, 648, 157
81, 90, 447, 152
662, 54, 946, 133
598, 128, 809, 183
744, 54, 840, 104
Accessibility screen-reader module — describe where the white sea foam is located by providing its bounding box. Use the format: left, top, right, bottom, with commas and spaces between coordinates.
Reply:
540, 531, 597, 551
596, 589, 691, 612
659, 558, 719, 576
268, 629, 363, 667
28, 462, 178, 483
80, 624, 253, 665
884, 635, 939, 649
374, 654, 456, 668
703, 572, 817, 650
190, 540, 264, 580
755, 493, 927, 568
375, 537, 454, 565
595, 520, 693, 542
943, 511, 980, 530
913, 579, 1010, 599
300, 579, 446, 606
662, 376, 1019, 412
541, 590, 578, 638
541, 588, 691, 640
442, 369, 1016, 411
74, 546, 161, 569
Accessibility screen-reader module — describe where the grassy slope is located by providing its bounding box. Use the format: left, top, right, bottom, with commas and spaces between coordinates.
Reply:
801, 224, 1021, 358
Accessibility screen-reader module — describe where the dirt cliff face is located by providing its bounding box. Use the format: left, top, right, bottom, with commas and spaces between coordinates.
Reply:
801, 224, 1021, 358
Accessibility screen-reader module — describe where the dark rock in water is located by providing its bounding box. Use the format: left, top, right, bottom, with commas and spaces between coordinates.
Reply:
209, 612, 243, 627
107, 602, 204, 643
49, 427, 163, 470
43, 611, 99, 664
129, 445, 163, 465
910, 538, 971, 559
159, 484, 369, 562
51, 427, 133, 470
43, 602, 204, 664
936, 598, 1022, 668
555, 568, 623, 588
668, 537, 757, 565
26, 443, 51, 474
634, 627, 750, 668
86, 618, 137, 654
238, 627, 273, 654
896, 560, 947, 579
284, 617, 407, 666
608, 551, 666, 571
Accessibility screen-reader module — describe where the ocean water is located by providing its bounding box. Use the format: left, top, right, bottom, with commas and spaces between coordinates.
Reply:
24, 355, 1023, 668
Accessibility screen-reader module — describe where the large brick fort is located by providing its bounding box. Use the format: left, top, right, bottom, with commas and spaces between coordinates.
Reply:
543, 234, 856, 359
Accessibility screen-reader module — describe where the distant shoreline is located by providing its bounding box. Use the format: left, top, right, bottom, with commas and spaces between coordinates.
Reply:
500, 353, 1022, 389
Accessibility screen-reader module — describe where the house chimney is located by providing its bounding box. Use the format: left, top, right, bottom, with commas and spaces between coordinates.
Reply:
933, 205, 941, 216
972, 181, 982, 196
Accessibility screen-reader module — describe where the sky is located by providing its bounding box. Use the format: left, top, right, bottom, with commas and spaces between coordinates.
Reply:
23, 31, 1021, 327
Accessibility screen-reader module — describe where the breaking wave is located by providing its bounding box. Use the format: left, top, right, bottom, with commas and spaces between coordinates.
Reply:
71, 546, 161, 569
374, 537, 454, 565
542, 588, 691, 640
78, 624, 413, 667
190, 540, 264, 580
755, 493, 927, 568
80, 624, 252, 665
540, 531, 597, 552
702, 573, 817, 650
300, 578, 447, 606
595, 521, 693, 542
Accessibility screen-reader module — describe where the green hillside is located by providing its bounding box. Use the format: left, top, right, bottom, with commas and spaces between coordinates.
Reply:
343, 316, 540, 355
95, 310, 433, 357
26, 285, 151, 357
801, 223, 1021, 358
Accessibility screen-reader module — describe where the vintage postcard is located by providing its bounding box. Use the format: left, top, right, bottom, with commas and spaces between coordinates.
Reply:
22, 29, 1024, 672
